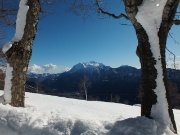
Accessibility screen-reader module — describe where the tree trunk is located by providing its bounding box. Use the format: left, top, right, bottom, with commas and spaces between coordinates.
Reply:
4, 0, 40, 107
124, 0, 178, 133
136, 27, 158, 118
85, 89, 87, 101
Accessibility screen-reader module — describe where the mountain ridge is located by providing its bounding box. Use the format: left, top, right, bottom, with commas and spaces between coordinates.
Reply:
26, 61, 180, 109
1, 61, 179, 108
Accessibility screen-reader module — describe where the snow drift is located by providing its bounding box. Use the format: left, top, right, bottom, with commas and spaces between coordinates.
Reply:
0, 91, 179, 135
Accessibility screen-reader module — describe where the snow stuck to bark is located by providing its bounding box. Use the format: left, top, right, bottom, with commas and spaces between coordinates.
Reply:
3, 64, 13, 104
1, 0, 29, 103
2, 0, 28, 53
2, 42, 13, 54
13, 0, 29, 42
136, 0, 175, 133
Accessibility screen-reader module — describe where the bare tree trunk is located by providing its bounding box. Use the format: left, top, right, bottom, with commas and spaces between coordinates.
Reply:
4, 0, 40, 107
85, 88, 87, 101
136, 27, 158, 118
124, 0, 178, 133
136, 27, 177, 133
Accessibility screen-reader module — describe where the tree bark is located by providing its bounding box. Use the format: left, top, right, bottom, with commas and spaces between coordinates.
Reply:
5, 0, 40, 107
124, 0, 178, 133
157, 0, 179, 133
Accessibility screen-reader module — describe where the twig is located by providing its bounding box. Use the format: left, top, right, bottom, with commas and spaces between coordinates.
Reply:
171, 19, 180, 25
166, 47, 177, 69
168, 33, 180, 45
96, 0, 129, 20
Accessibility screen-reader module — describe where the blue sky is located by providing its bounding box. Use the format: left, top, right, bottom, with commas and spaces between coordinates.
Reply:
31, 1, 139, 68
3, 1, 180, 69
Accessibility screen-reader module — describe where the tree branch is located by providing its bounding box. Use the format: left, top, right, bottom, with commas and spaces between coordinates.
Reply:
166, 47, 177, 69
168, 32, 179, 44
0, 17, 16, 27
96, 0, 129, 20
0, 9, 17, 15
172, 19, 180, 25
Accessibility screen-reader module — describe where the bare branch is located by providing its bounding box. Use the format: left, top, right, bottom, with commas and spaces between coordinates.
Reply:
0, 9, 17, 15
0, 1, 18, 28
70, 0, 96, 18
119, 23, 132, 26
166, 47, 177, 69
172, 19, 180, 25
96, 0, 129, 20
168, 32, 179, 44
0, 16, 16, 27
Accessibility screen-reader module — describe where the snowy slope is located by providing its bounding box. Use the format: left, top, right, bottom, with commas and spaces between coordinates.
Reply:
0, 91, 179, 135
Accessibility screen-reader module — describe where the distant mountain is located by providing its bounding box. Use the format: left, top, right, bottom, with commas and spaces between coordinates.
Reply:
1, 61, 179, 108
69, 61, 111, 73
27, 64, 70, 82
27, 72, 60, 82
39, 62, 180, 108
40, 61, 141, 104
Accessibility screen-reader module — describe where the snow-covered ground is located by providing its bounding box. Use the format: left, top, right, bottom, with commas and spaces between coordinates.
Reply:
0, 91, 179, 135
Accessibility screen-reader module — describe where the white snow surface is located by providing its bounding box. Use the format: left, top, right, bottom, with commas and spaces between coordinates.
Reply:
0, 91, 179, 135
136, 0, 174, 132
2, 0, 28, 53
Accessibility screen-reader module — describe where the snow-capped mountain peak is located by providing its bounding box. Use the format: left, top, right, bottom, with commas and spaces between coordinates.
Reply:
83, 61, 104, 67
70, 61, 108, 73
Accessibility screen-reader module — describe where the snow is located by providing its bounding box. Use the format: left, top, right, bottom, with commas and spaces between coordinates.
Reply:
0, 66, 6, 73
2, 42, 13, 54
12, 0, 29, 42
3, 64, 13, 104
75, 61, 105, 69
136, 0, 175, 133
1, 0, 29, 104
2, 0, 28, 53
0, 0, 178, 134
83, 61, 103, 67
70, 61, 108, 73
0, 91, 179, 135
